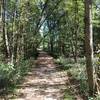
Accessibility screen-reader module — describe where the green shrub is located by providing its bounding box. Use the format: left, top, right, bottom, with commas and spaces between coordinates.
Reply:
0, 63, 14, 79
95, 95, 100, 100
0, 63, 15, 89
55, 56, 75, 70
0, 58, 34, 90
55, 57, 88, 96
13, 59, 32, 83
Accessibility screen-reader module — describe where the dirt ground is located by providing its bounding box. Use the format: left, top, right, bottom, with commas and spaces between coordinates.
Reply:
4, 51, 85, 100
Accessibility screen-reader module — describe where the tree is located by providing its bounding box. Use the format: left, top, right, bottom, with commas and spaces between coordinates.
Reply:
2, 0, 11, 60
84, 0, 94, 96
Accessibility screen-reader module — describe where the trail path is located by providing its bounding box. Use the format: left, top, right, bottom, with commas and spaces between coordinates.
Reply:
10, 51, 84, 100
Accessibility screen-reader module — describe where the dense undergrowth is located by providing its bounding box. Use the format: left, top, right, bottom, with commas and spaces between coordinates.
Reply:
0, 57, 35, 96
55, 56, 100, 100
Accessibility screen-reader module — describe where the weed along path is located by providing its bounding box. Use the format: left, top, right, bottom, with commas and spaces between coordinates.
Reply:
10, 51, 84, 100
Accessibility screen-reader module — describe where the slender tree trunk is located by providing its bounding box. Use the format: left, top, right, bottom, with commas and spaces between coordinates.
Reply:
2, 0, 10, 59
50, 37, 53, 54
74, 0, 78, 63
84, 0, 94, 96
43, 34, 45, 50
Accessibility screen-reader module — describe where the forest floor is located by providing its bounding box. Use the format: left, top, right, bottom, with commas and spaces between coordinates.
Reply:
6, 51, 86, 100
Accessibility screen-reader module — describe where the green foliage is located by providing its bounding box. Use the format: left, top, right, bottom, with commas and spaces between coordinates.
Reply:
95, 95, 100, 100
64, 91, 75, 100
0, 63, 15, 84
0, 58, 34, 90
55, 57, 88, 96
0, 0, 100, 98
55, 56, 75, 70
88, 97, 94, 100
13, 59, 33, 83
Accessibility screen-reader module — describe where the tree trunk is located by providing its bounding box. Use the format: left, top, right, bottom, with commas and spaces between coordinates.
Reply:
84, 0, 94, 96
74, 0, 78, 63
2, 0, 10, 59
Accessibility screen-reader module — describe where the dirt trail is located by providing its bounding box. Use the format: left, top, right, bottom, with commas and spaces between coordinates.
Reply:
9, 51, 84, 100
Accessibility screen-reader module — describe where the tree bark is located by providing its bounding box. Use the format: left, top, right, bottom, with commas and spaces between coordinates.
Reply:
2, 0, 10, 59
84, 0, 94, 96
74, 0, 78, 63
